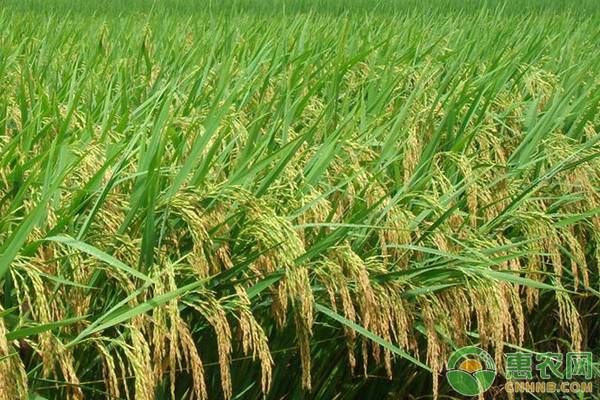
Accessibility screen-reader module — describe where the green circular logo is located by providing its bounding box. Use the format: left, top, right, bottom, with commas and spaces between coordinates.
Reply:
446, 346, 496, 396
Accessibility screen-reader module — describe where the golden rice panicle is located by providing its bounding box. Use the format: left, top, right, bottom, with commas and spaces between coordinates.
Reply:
471, 282, 515, 367
403, 125, 422, 182
240, 195, 306, 327
177, 320, 208, 400
387, 287, 412, 356
335, 246, 378, 374
315, 259, 358, 370
505, 283, 525, 346
150, 256, 182, 399
362, 258, 404, 378
94, 194, 129, 236
237, 193, 317, 389
55, 339, 83, 400
95, 340, 121, 399
166, 189, 226, 278
114, 347, 133, 400
127, 319, 155, 400
381, 206, 414, 268
234, 286, 273, 394
450, 152, 481, 228
374, 285, 404, 378
555, 286, 583, 352
0, 312, 28, 400
288, 266, 314, 389
186, 291, 233, 400
561, 228, 589, 290
438, 288, 471, 347
11, 266, 58, 378
420, 298, 443, 400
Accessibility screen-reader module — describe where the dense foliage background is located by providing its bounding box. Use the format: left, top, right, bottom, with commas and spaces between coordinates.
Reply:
0, 1, 599, 398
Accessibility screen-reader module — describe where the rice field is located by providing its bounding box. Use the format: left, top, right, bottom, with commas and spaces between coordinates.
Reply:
0, 1, 599, 399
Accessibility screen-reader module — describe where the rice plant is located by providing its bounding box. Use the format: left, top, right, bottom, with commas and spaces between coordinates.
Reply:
0, 1, 599, 399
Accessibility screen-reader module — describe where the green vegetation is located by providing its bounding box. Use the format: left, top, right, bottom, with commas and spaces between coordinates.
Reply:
0, 1, 599, 398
